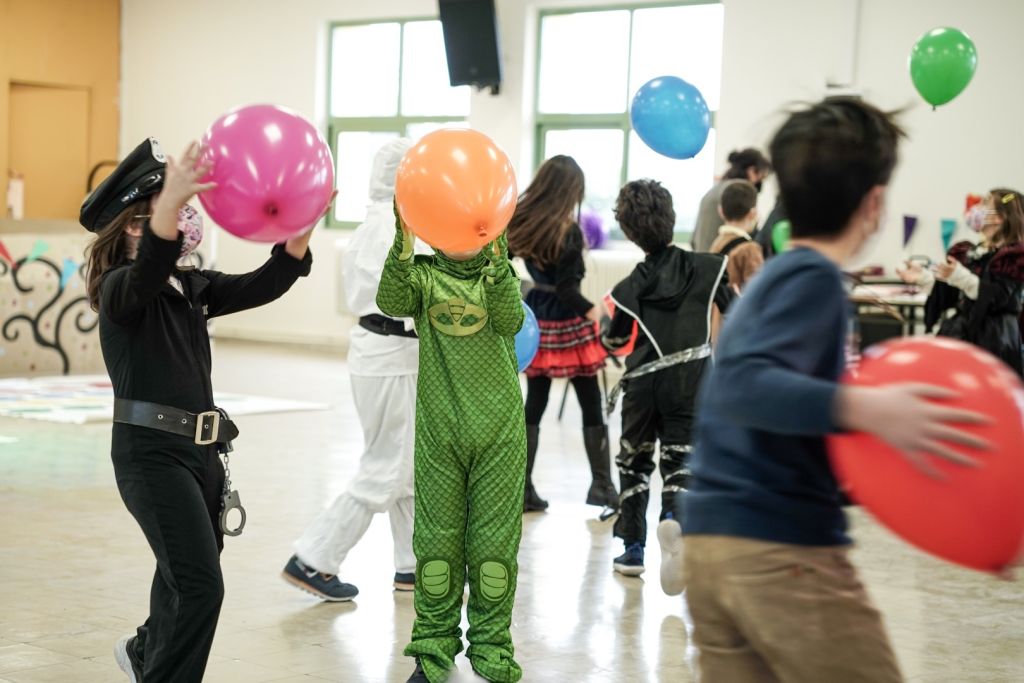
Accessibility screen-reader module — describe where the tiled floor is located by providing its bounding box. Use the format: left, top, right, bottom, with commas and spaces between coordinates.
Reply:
1, 340, 1022, 682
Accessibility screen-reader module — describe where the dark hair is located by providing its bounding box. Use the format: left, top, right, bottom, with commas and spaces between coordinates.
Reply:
720, 180, 758, 222
723, 147, 772, 180
990, 188, 1024, 248
84, 200, 149, 311
506, 155, 585, 266
614, 179, 675, 253
769, 97, 906, 239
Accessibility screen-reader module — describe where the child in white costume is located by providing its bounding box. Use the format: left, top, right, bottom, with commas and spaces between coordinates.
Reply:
283, 138, 419, 599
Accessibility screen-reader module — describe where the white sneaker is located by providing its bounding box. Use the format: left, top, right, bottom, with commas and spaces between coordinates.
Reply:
114, 635, 141, 682
657, 519, 686, 596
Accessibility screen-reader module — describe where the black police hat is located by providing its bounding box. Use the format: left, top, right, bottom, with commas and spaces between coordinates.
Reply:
79, 138, 167, 232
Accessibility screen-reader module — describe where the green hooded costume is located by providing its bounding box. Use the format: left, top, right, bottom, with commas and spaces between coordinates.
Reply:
377, 213, 526, 683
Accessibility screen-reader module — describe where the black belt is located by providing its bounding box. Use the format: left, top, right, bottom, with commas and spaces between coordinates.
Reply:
113, 398, 239, 446
530, 283, 557, 293
359, 314, 417, 338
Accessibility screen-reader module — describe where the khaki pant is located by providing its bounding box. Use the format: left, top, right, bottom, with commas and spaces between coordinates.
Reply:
683, 535, 903, 683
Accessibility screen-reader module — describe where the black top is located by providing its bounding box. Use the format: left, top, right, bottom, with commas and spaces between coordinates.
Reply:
99, 225, 312, 414
523, 225, 593, 321
683, 248, 849, 546
604, 246, 733, 371
924, 241, 1024, 376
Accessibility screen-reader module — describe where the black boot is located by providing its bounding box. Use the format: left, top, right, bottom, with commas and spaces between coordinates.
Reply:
524, 425, 549, 512
583, 425, 619, 508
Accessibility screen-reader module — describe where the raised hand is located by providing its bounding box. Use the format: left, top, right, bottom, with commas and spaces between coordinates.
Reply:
151, 142, 216, 240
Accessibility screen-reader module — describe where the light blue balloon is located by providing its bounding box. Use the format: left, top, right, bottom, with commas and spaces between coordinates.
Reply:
515, 302, 540, 372
630, 76, 710, 160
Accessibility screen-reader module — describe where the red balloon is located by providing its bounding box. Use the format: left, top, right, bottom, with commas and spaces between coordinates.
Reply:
603, 294, 639, 357
829, 337, 1024, 573
199, 104, 335, 243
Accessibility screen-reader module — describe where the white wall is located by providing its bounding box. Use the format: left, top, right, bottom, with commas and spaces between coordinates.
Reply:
121, 0, 1024, 345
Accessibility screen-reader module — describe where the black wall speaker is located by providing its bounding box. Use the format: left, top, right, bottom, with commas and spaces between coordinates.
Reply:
438, 0, 503, 95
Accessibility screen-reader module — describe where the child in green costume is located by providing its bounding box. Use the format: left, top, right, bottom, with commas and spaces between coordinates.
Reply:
377, 204, 526, 683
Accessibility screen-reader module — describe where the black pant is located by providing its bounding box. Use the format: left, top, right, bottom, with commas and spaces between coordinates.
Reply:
524, 374, 604, 427
613, 362, 705, 545
112, 424, 225, 683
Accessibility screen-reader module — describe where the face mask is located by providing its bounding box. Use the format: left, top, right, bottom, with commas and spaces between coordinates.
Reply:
965, 205, 997, 233
178, 204, 203, 258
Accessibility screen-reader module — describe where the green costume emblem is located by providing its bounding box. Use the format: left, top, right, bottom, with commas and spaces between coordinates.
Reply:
480, 561, 509, 602
428, 297, 488, 336
421, 560, 450, 599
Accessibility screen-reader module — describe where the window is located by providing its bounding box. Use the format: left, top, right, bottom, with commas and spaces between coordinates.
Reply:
535, 3, 724, 239
327, 19, 471, 226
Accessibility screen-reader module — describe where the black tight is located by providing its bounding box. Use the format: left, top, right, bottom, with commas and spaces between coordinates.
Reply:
524, 374, 604, 428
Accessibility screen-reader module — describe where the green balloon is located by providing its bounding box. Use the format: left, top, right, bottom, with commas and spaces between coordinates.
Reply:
772, 220, 791, 254
909, 27, 978, 108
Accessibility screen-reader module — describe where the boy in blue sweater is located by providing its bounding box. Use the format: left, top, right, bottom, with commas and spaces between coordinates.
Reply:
669, 98, 988, 682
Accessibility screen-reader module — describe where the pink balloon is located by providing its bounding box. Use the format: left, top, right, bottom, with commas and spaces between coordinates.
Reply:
198, 104, 335, 243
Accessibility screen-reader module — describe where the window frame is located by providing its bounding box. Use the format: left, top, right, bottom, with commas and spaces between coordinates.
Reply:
533, 1, 721, 239
326, 17, 469, 228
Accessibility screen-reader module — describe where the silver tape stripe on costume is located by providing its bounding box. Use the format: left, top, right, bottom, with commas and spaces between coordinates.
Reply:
606, 343, 713, 415
661, 444, 694, 455
663, 484, 689, 494
617, 440, 656, 467
619, 483, 650, 501
616, 467, 650, 482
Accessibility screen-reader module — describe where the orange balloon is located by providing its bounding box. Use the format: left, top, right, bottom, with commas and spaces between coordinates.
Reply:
395, 129, 517, 252
828, 337, 1024, 573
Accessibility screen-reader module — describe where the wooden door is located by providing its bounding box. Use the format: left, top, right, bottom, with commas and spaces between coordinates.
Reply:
8, 83, 90, 219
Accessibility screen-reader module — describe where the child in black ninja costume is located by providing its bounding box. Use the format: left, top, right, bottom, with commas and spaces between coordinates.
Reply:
82, 138, 319, 682
602, 179, 734, 577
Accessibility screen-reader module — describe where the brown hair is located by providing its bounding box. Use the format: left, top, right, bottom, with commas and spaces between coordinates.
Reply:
506, 155, 584, 267
723, 148, 772, 180
770, 97, 906, 239
614, 179, 675, 253
989, 188, 1024, 248
720, 180, 758, 222
84, 200, 149, 311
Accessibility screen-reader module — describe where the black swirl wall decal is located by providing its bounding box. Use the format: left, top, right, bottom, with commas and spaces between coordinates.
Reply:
2, 253, 98, 375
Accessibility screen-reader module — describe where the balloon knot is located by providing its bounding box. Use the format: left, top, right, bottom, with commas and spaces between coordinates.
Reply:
266, 204, 279, 217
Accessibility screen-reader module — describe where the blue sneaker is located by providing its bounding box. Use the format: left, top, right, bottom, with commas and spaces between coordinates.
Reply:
281, 555, 358, 601
613, 543, 645, 576
394, 572, 415, 592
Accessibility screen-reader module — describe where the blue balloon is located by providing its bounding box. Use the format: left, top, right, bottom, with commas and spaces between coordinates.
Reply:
630, 76, 710, 160
515, 302, 540, 372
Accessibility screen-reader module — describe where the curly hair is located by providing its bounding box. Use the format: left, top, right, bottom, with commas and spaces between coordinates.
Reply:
614, 179, 675, 253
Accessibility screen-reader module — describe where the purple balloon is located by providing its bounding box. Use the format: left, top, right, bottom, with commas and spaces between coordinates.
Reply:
580, 209, 608, 250
199, 104, 335, 243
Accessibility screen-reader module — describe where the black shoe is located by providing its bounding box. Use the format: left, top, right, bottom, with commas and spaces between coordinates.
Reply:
114, 635, 144, 682
523, 425, 549, 512
583, 425, 619, 508
394, 571, 415, 592
281, 555, 358, 601
406, 659, 430, 682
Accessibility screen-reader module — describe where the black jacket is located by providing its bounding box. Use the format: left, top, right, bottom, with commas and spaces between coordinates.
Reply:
604, 245, 733, 371
924, 241, 1024, 376
99, 225, 312, 414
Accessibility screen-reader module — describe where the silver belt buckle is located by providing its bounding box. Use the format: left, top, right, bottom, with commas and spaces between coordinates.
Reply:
194, 411, 220, 445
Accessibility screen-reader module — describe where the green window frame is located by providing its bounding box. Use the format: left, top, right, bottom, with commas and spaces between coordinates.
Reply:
533, 1, 722, 240
326, 17, 470, 228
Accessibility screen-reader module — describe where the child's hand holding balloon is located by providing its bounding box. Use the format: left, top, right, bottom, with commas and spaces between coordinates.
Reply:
284, 190, 337, 260
152, 142, 216, 241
